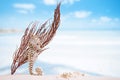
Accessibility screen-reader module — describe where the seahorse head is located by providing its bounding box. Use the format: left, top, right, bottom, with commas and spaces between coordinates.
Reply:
29, 35, 42, 52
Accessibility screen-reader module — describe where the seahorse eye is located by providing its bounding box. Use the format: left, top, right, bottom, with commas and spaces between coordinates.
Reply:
37, 50, 39, 52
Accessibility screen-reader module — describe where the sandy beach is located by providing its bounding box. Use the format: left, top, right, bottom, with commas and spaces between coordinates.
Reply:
0, 31, 120, 77
0, 73, 120, 80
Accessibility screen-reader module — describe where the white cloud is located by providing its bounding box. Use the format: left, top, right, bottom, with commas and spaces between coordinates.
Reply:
114, 18, 119, 22
43, 0, 80, 5
13, 3, 36, 14
43, 0, 56, 5
63, 0, 80, 4
91, 19, 97, 23
91, 16, 112, 24
100, 16, 112, 22
61, 12, 120, 30
17, 10, 28, 14
74, 11, 92, 18
90, 16, 120, 28
13, 3, 35, 10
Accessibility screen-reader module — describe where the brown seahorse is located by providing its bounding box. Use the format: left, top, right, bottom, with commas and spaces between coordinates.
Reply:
27, 36, 43, 75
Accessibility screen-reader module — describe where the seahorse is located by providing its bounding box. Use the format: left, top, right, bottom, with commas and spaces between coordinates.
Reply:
27, 36, 43, 76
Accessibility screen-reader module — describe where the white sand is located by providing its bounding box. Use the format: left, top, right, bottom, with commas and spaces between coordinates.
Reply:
0, 73, 120, 80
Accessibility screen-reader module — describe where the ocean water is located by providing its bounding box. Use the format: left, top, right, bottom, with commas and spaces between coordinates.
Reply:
0, 31, 120, 77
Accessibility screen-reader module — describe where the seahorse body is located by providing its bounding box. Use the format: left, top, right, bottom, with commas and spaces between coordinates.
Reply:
28, 49, 43, 76
27, 36, 43, 76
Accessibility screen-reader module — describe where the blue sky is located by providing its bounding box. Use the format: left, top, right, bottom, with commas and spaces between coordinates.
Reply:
0, 0, 120, 30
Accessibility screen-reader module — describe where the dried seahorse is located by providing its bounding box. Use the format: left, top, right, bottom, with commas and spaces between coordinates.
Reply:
27, 36, 43, 75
